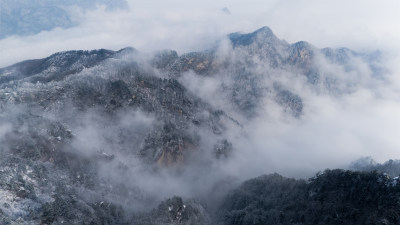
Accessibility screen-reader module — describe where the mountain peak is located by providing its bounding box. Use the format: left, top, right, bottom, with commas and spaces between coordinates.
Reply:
228, 26, 280, 47
254, 26, 274, 37
116, 46, 136, 54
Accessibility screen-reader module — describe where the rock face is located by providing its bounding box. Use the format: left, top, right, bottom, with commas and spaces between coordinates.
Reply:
0, 26, 386, 224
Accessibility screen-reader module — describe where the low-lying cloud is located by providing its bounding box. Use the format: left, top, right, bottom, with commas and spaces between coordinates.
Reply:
176, 39, 400, 178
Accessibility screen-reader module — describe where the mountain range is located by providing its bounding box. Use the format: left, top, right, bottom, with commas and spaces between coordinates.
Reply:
0, 26, 398, 225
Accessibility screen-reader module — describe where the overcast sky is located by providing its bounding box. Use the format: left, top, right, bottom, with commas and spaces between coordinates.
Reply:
0, 0, 399, 67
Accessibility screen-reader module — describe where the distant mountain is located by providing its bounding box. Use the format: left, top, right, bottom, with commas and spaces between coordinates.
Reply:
350, 157, 400, 177
0, 0, 128, 39
0, 26, 391, 224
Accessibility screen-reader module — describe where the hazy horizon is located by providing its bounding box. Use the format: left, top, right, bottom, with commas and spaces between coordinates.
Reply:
1, 0, 399, 67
